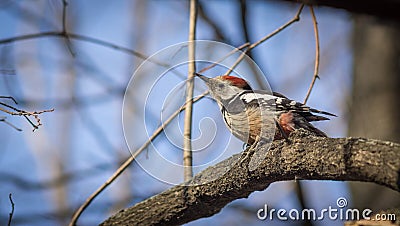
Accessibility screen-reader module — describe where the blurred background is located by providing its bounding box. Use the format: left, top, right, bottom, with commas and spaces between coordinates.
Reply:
0, 0, 398, 225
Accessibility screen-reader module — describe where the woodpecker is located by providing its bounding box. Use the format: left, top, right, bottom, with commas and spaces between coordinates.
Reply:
195, 73, 336, 145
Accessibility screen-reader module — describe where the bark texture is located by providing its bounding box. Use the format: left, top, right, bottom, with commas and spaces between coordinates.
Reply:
101, 130, 400, 226
348, 15, 400, 211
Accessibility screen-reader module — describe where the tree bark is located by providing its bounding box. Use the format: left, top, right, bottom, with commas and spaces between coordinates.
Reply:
100, 130, 400, 225
348, 15, 400, 212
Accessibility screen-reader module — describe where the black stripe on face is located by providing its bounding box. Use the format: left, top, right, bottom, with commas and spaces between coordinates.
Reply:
221, 107, 230, 127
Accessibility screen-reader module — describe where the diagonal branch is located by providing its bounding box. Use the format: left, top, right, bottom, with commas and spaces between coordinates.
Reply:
197, 1, 229, 42
0, 116, 22, 131
8, 193, 15, 226
67, 92, 208, 226
225, 3, 305, 75
100, 130, 400, 225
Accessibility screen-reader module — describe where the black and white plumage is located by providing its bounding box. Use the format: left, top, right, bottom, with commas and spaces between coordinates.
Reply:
195, 73, 336, 144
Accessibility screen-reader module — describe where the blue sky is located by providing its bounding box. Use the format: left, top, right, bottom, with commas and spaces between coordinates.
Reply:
0, 1, 353, 225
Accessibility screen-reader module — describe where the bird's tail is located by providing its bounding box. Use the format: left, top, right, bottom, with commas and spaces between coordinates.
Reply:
293, 113, 327, 137
274, 111, 328, 140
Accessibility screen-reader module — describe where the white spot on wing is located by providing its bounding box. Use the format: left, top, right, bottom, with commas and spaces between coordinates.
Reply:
276, 98, 282, 104
290, 100, 297, 106
240, 92, 275, 103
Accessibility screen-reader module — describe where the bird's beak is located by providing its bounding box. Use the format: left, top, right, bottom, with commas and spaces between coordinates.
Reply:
194, 73, 210, 83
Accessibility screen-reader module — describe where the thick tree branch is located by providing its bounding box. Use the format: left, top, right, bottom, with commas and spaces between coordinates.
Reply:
101, 130, 400, 225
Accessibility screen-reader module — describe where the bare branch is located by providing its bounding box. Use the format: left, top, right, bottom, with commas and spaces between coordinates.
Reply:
0, 32, 168, 67
0, 101, 54, 131
249, 4, 304, 49
8, 193, 15, 226
101, 130, 400, 225
60, 0, 74, 56
0, 116, 22, 131
238, 0, 251, 55
197, 1, 229, 42
183, 0, 198, 181
197, 42, 250, 74
303, 6, 320, 104
226, 4, 305, 75
0, 96, 18, 104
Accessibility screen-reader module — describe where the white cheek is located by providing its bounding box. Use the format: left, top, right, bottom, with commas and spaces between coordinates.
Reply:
211, 87, 232, 98
220, 90, 235, 99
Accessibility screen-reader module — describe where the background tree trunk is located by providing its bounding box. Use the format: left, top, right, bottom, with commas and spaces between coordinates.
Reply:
348, 15, 400, 211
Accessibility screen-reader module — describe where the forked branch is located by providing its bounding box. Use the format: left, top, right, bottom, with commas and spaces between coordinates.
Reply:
0, 97, 54, 131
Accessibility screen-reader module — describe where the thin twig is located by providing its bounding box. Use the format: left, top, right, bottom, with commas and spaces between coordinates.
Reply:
303, 6, 320, 104
183, 0, 198, 182
23, 115, 39, 131
238, 0, 269, 89
0, 103, 53, 116
0, 102, 23, 112
197, 1, 228, 42
0, 101, 54, 131
8, 193, 15, 226
0, 29, 185, 87
226, 4, 305, 75
0, 32, 168, 67
0, 96, 18, 104
60, 0, 74, 56
61, 0, 68, 32
0, 116, 22, 131
239, 0, 251, 57
249, 4, 304, 49
197, 42, 250, 74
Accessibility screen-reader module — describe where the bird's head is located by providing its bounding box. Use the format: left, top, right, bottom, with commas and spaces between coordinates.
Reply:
195, 73, 252, 103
